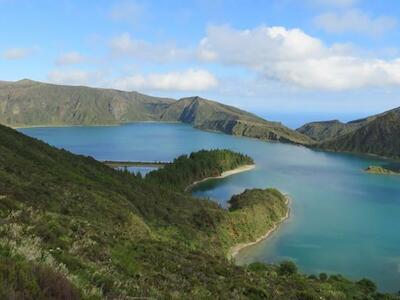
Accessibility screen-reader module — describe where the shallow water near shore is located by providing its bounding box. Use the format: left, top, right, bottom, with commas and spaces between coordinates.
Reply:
20, 122, 400, 292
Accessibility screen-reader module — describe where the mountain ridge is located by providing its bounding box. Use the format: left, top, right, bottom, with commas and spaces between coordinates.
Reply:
0, 79, 312, 144
297, 106, 400, 159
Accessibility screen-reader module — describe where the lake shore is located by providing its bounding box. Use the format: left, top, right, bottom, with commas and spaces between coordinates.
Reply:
227, 195, 291, 261
103, 160, 168, 168
185, 164, 255, 192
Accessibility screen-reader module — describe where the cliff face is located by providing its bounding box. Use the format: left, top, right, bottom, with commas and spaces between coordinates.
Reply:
161, 97, 312, 144
0, 80, 312, 144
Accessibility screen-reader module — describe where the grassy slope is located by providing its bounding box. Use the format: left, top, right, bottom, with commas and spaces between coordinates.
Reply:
0, 124, 398, 299
317, 110, 400, 159
297, 107, 400, 159
0, 79, 174, 126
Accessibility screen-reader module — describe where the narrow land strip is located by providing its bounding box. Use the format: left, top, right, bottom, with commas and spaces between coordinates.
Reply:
227, 195, 291, 260
103, 160, 168, 168
185, 164, 256, 192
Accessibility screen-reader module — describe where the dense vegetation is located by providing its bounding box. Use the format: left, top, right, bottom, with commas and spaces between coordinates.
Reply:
298, 106, 400, 159
221, 188, 288, 256
0, 79, 311, 144
0, 124, 399, 299
146, 149, 254, 191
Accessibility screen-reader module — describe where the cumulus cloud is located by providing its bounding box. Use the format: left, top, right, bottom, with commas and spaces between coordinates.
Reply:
314, 9, 397, 36
56, 51, 85, 65
198, 25, 400, 90
110, 33, 189, 63
113, 69, 218, 92
47, 70, 96, 85
110, 33, 190, 63
2, 47, 37, 60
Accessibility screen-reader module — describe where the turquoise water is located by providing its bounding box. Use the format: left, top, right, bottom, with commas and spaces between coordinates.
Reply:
117, 166, 158, 176
20, 123, 400, 292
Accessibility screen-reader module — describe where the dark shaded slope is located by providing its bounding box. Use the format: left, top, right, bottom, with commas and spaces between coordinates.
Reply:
297, 106, 400, 159
317, 110, 400, 159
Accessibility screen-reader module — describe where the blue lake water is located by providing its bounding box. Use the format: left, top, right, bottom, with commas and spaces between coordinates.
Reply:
20, 123, 400, 292
117, 166, 158, 176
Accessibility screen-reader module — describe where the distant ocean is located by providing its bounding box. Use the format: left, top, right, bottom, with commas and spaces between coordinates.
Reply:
258, 112, 369, 129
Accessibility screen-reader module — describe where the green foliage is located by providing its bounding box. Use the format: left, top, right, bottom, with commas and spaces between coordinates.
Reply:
0, 246, 81, 300
146, 149, 253, 191
0, 124, 398, 299
319, 272, 328, 281
278, 261, 298, 276
358, 278, 378, 294
300, 108, 400, 159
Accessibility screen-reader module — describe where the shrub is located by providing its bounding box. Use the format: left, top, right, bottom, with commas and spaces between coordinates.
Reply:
278, 260, 298, 276
248, 262, 269, 273
319, 273, 328, 281
357, 278, 377, 294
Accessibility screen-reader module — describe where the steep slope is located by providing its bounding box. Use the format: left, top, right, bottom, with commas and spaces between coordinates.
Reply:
0, 125, 395, 299
297, 120, 360, 141
297, 107, 400, 159
0, 80, 312, 144
162, 97, 312, 144
317, 110, 400, 159
297, 107, 399, 141
0, 79, 174, 126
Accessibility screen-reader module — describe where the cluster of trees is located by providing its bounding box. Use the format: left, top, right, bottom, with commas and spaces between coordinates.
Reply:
146, 149, 254, 190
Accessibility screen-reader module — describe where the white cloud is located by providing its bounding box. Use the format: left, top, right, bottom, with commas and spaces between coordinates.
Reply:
2, 47, 36, 60
47, 70, 96, 85
314, 9, 397, 36
110, 33, 189, 63
56, 51, 85, 65
113, 69, 218, 92
198, 25, 400, 90
109, 0, 144, 24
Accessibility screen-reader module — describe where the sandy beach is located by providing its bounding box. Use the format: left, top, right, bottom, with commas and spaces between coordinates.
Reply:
185, 164, 255, 192
227, 195, 291, 260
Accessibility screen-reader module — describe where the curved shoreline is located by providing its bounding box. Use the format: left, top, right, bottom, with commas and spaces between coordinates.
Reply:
185, 164, 256, 192
228, 195, 291, 261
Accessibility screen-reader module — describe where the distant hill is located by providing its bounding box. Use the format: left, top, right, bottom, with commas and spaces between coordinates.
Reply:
161, 96, 311, 144
0, 79, 174, 126
0, 79, 311, 144
297, 107, 400, 159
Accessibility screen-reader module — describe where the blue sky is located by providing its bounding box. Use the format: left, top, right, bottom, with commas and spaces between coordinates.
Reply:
1, 0, 400, 126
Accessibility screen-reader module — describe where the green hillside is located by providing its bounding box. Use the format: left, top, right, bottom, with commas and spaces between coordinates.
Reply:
161, 96, 312, 144
0, 80, 311, 144
0, 124, 398, 299
0, 79, 173, 126
297, 107, 400, 159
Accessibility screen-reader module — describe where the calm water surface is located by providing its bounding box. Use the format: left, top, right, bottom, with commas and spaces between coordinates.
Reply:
20, 123, 400, 292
